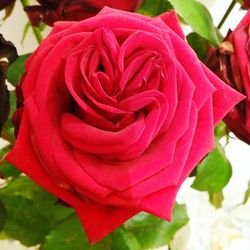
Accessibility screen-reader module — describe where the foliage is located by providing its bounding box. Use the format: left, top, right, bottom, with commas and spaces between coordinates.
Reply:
169, 0, 223, 46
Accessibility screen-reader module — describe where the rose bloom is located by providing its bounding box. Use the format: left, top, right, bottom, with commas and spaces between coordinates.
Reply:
24, 0, 144, 26
206, 11, 250, 144
7, 8, 243, 242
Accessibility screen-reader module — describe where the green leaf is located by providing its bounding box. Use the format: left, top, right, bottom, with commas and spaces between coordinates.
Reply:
138, 0, 173, 16
41, 215, 112, 250
123, 203, 189, 249
1, 91, 17, 144
7, 54, 30, 85
187, 32, 209, 62
0, 176, 74, 226
209, 191, 224, 209
0, 200, 6, 232
189, 166, 197, 177
0, 145, 10, 158
6, 90, 16, 123
42, 203, 188, 250
111, 228, 141, 250
21, 22, 31, 45
0, 145, 20, 179
1, 195, 51, 246
0, 162, 21, 178
0, 145, 20, 178
0, 176, 74, 246
192, 141, 232, 193
168, 0, 223, 46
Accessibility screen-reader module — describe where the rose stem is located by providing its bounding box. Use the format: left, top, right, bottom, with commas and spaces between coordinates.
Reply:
20, 0, 43, 44
217, 0, 237, 30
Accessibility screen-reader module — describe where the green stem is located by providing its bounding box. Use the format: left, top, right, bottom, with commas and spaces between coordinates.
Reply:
31, 27, 43, 43
20, 0, 43, 44
20, 0, 29, 6
217, 0, 237, 30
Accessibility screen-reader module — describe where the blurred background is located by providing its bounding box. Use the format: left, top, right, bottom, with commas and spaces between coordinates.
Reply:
1, 0, 250, 249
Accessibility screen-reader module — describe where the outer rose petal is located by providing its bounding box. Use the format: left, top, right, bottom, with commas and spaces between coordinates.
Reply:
6, 111, 83, 208
159, 10, 185, 39
74, 205, 138, 243
202, 65, 245, 125
6, 111, 139, 243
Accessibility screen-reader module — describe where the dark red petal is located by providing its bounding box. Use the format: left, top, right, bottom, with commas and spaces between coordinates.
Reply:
0, 34, 17, 134
0, 62, 9, 134
242, 0, 250, 10
0, 0, 15, 10
24, 6, 58, 27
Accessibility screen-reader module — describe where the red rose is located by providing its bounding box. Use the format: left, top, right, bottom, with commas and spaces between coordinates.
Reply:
206, 11, 250, 144
24, 0, 144, 26
7, 8, 243, 242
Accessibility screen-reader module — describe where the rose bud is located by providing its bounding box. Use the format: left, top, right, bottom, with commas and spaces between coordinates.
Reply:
7, 8, 243, 242
0, 34, 17, 135
206, 11, 250, 144
24, 0, 144, 27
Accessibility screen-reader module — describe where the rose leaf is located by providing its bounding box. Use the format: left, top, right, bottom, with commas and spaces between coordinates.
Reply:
0, 195, 51, 246
0, 162, 21, 178
169, 0, 223, 46
7, 54, 30, 85
138, 0, 173, 16
0, 176, 75, 246
0, 200, 7, 232
0, 142, 20, 179
111, 228, 141, 250
187, 32, 209, 62
0, 176, 74, 225
192, 141, 232, 193
1, 91, 16, 139
123, 203, 189, 249
41, 215, 112, 250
